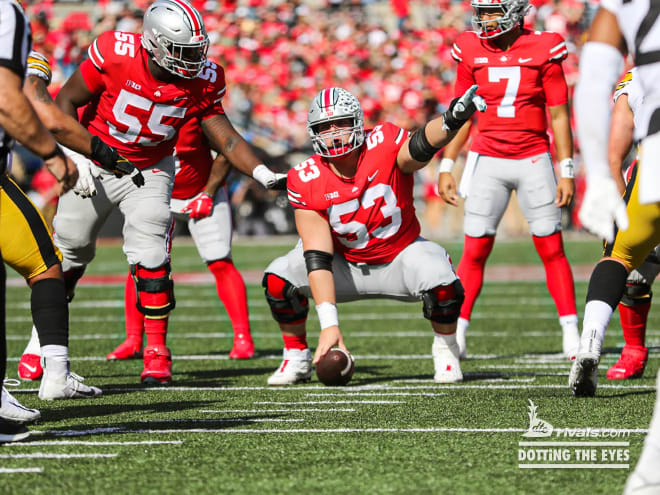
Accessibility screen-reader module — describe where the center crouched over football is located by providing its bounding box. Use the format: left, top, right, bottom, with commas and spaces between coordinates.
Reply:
316, 348, 355, 386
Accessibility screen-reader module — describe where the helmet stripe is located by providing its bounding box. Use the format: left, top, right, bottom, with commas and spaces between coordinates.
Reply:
168, 0, 202, 34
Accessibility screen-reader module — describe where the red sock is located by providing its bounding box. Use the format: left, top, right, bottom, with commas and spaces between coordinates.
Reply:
208, 259, 250, 336
283, 334, 308, 350
125, 271, 145, 345
532, 232, 576, 317
619, 301, 650, 349
457, 235, 495, 320
135, 265, 170, 347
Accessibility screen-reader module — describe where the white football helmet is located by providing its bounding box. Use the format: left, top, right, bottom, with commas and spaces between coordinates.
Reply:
141, 0, 209, 79
307, 87, 365, 158
471, 0, 531, 39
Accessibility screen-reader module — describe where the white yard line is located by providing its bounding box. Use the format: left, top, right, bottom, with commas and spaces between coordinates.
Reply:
254, 401, 406, 405
0, 468, 42, 473
137, 418, 304, 423
0, 453, 117, 459
200, 409, 356, 413
2, 440, 182, 446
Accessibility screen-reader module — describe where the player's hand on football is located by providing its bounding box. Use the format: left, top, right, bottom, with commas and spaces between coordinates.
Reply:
443, 85, 487, 131
44, 148, 79, 195
183, 191, 214, 220
578, 175, 628, 243
90, 136, 145, 187
313, 325, 348, 364
555, 178, 574, 208
438, 172, 459, 207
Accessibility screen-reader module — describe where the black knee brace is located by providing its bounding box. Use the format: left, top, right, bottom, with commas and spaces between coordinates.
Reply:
130, 263, 176, 317
422, 279, 465, 324
31, 278, 68, 346
621, 281, 652, 307
262, 273, 309, 323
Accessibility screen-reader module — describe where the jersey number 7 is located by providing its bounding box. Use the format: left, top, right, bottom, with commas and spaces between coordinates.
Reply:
488, 66, 521, 118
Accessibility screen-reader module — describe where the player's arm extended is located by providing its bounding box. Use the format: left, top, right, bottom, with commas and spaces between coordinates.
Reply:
548, 103, 575, 207
201, 114, 286, 190
294, 208, 348, 363
0, 66, 78, 191
608, 93, 635, 195
24, 74, 94, 157
55, 68, 96, 119
397, 85, 485, 175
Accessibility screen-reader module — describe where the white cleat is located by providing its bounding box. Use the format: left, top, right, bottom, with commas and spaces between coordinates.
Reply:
0, 384, 40, 423
432, 341, 463, 383
267, 348, 313, 386
38, 360, 102, 400
562, 324, 580, 361
568, 329, 602, 397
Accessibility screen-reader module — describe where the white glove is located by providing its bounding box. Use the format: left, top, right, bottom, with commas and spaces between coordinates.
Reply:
578, 175, 629, 243
63, 147, 99, 198
252, 164, 287, 190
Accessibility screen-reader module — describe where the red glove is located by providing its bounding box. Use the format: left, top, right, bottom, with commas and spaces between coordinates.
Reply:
182, 191, 214, 219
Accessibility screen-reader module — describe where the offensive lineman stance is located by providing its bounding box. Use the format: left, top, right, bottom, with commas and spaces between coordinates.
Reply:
263, 86, 485, 385
438, 0, 579, 360
52, 0, 283, 384
108, 118, 255, 361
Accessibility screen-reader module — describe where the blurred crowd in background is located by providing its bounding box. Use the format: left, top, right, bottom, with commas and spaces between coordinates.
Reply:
15, 0, 609, 239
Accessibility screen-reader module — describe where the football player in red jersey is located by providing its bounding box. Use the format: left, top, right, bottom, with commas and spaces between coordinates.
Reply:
437, 0, 579, 360
107, 118, 255, 361
50, 0, 283, 384
263, 86, 486, 385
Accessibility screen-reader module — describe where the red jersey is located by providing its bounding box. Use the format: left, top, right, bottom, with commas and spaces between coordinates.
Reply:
451, 29, 568, 158
171, 118, 213, 200
287, 122, 420, 265
79, 31, 226, 168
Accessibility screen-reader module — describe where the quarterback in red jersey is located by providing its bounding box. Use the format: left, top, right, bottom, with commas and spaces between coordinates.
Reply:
263, 86, 486, 385
52, 0, 283, 384
437, 0, 579, 360
107, 118, 255, 361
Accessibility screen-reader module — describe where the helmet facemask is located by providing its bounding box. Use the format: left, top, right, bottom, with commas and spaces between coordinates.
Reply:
307, 88, 365, 158
471, 0, 530, 39
141, 0, 209, 79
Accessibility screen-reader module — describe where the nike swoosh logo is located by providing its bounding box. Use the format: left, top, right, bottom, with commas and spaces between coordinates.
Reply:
368, 171, 378, 181
531, 157, 541, 164
518, 57, 532, 63
152, 169, 162, 174
21, 363, 37, 373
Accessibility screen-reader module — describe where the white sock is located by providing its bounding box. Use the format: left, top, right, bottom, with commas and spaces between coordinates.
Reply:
23, 325, 41, 355
457, 317, 469, 335
434, 331, 457, 347
559, 314, 578, 331
41, 344, 69, 368
581, 300, 612, 344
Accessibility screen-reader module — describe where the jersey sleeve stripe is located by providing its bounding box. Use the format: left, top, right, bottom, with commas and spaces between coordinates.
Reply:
549, 41, 566, 53
549, 49, 568, 61
452, 43, 462, 54
395, 128, 406, 145
88, 40, 104, 71
288, 194, 306, 206
287, 188, 302, 198
450, 45, 462, 62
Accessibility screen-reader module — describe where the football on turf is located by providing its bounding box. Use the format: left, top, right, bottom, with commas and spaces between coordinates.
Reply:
316, 348, 354, 386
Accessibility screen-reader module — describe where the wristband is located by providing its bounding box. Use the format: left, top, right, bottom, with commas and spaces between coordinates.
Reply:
439, 158, 455, 173
559, 158, 575, 179
252, 163, 275, 188
42, 144, 64, 161
316, 302, 339, 330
